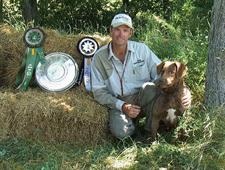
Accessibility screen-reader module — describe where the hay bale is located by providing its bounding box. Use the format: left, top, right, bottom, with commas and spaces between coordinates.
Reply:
0, 25, 25, 86
0, 45, 4, 86
0, 24, 111, 87
0, 87, 110, 146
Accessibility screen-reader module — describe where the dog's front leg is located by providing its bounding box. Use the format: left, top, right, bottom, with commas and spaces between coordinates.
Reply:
150, 116, 160, 140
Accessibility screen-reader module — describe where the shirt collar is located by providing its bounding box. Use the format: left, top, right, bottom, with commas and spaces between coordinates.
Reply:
108, 40, 134, 60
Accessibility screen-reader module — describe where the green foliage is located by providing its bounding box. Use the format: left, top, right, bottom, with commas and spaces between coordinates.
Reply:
171, 0, 213, 35
1, 0, 213, 34
37, 0, 116, 33
2, 1, 26, 30
118, 0, 174, 20
133, 12, 207, 103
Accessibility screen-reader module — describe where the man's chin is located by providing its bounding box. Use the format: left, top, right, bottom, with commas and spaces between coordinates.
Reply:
115, 41, 127, 46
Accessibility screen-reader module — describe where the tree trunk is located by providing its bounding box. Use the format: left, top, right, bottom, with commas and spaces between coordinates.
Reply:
22, 0, 38, 24
0, 0, 3, 23
205, 0, 225, 107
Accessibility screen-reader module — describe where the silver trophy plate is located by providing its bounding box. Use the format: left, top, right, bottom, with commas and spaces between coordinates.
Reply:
35, 52, 79, 92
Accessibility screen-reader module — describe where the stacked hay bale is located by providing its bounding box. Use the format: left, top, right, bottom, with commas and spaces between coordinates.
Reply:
0, 88, 110, 146
0, 25, 25, 86
0, 24, 111, 87
0, 44, 3, 86
0, 24, 112, 146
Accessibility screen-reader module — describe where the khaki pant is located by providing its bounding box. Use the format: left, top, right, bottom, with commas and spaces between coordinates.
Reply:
109, 83, 158, 139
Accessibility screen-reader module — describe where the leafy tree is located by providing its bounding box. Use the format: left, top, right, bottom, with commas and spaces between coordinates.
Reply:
122, 0, 129, 11
118, 0, 174, 20
1, 0, 213, 35
37, 0, 113, 33
171, 0, 213, 34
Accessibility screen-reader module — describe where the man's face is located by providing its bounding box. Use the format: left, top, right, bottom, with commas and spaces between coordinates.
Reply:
110, 25, 132, 46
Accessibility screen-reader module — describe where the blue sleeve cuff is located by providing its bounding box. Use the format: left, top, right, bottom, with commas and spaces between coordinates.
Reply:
116, 100, 125, 112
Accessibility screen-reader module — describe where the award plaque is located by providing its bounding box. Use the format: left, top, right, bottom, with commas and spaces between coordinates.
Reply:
35, 52, 79, 92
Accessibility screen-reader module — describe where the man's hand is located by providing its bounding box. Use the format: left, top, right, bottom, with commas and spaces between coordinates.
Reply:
122, 103, 141, 118
182, 87, 192, 109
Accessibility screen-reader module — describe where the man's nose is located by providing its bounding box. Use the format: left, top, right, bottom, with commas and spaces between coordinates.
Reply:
118, 30, 125, 36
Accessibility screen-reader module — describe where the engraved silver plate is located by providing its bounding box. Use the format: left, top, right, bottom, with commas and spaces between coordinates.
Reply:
35, 52, 79, 92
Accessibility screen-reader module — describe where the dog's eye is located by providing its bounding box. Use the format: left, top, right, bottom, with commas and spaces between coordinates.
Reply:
169, 70, 176, 75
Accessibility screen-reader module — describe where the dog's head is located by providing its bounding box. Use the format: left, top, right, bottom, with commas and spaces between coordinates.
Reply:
155, 61, 187, 91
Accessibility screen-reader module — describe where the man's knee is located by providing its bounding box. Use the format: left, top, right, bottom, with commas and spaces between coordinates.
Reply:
109, 110, 135, 139
110, 122, 135, 139
139, 82, 158, 107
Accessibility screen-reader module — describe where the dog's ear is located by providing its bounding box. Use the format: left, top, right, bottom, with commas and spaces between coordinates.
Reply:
175, 62, 187, 78
157, 62, 165, 74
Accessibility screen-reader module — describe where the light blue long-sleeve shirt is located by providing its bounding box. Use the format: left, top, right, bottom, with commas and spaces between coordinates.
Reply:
91, 40, 161, 111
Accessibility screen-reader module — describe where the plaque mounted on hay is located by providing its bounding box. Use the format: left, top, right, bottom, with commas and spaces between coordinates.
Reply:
16, 27, 46, 91
77, 37, 99, 91
35, 52, 79, 92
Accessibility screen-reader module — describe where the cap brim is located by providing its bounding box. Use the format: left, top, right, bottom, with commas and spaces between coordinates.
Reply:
111, 22, 133, 29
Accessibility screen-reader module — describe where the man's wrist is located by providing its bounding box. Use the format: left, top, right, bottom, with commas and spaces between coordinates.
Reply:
116, 100, 126, 112
122, 103, 127, 113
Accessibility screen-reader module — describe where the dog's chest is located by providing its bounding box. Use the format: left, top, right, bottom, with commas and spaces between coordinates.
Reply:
166, 108, 177, 122
156, 92, 183, 116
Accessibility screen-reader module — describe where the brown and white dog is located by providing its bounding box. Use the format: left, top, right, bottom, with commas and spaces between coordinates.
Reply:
149, 61, 188, 139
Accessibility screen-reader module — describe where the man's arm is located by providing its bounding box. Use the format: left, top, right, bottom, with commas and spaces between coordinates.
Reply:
91, 57, 125, 111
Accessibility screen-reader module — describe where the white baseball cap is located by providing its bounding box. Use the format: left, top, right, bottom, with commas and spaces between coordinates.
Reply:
111, 13, 133, 29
